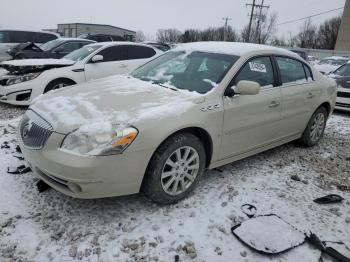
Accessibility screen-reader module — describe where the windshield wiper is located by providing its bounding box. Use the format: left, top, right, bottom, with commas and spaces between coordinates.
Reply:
151, 80, 179, 91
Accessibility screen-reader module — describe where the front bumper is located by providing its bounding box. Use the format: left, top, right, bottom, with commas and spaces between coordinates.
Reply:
335, 87, 350, 112
0, 81, 34, 106
19, 131, 154, 199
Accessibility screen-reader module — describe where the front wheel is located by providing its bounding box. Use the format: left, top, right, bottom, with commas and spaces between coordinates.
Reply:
142, 133, 206, 204
300, 107, 327, 147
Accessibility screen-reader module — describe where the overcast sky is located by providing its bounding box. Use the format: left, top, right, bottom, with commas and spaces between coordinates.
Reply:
0, 0, 346, 39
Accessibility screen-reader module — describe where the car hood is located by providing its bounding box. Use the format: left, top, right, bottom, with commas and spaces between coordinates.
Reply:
0, 59, 75, 74
314, 63, 339, 74
30, 75, 203, 134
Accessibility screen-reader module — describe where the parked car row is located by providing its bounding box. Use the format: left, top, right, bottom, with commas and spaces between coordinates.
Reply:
3, 41, 335, 204
0, 42, 162, 105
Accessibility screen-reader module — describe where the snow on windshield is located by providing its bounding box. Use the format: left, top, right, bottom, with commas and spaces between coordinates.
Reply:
131, 51, 238, 94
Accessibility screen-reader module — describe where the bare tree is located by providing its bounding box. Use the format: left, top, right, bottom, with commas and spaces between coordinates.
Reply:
135, 30, 146, 42
317, 15, 341, 50
180, 26, 238, 43
156, 28, 182, 43
296, 19, 318, 48
241, 12, 278, 44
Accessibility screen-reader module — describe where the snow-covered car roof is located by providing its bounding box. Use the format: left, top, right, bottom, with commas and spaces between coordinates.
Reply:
321, 56, 349, 60
171, 42, 298, 57
84, 41, 159, 49
0, 28, 59, 37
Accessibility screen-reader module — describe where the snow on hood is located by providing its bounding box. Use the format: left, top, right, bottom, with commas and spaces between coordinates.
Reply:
30, 75, 201, 134
314, 63, 339, 74
1, 58, 75, 67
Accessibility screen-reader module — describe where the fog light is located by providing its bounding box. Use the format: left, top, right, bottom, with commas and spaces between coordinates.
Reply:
67, 182, 82, 193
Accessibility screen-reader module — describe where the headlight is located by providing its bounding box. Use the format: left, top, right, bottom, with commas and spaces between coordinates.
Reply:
61, 124, 138, 156
6, 72, 41, 86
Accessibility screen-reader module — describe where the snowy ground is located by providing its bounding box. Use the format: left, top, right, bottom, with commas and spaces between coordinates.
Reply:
0, 110, 349, 262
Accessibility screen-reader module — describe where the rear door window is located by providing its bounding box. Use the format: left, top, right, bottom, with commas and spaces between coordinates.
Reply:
95, 45, 127, 62
127, 46, 156, 60
0, 31, 10, 43
35, 33, 57, 43
54, 42, 83, 53
234, 56, 275, 89
276, 57, 307, 85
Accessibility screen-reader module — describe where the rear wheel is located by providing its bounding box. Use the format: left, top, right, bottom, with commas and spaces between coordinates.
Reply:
44, 79, 75, 93
300, 107, 327, 147
142, 133, 206, 204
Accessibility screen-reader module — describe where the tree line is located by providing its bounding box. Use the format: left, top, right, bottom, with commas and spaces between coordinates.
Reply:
135, 14, 342, 50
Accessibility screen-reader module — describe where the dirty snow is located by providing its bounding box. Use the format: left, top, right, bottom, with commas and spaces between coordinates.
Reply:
0, 111, 349, 262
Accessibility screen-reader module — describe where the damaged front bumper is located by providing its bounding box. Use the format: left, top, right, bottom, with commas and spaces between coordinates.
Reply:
0, 78, 33, 106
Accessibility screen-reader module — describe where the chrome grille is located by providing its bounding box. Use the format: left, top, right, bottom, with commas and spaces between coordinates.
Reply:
19, 110, 53, 149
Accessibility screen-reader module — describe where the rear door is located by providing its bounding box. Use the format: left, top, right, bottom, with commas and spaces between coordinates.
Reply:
274, 56, 319, 137
84, 45, 128, 81
220, 56, 283, 159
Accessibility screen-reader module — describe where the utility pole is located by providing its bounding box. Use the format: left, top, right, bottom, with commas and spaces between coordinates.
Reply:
256, 0, 269, 43
222, 17, 232, 41
246, 0, 269, 42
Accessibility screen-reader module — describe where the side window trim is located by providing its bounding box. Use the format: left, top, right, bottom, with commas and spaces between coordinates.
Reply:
225, 55, 277, 95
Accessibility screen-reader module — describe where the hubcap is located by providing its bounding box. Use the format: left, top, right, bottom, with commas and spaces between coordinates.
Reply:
161, 146, 200, 196
310, 112, 325, 142
52, 83, 67, 90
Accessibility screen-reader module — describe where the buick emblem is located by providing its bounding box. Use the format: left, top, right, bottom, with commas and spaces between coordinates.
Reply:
22, 123, 31, 138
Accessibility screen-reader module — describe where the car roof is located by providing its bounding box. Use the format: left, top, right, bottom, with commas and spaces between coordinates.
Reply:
322, 56, 349, 60
0, 29, 59, 36
85, 41, 157, 49
172, 41, 300, 58
52, 38, 95, 42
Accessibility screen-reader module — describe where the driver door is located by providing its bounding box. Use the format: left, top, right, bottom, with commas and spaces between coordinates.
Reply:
220, 56, 283, 159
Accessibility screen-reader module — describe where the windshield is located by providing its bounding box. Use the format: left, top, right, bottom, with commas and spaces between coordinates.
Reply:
319, 58, 348, 66
333, 64, 350, 76
63, 45, 102, 61
40, 39, 66, 51
131, 51, 238, 94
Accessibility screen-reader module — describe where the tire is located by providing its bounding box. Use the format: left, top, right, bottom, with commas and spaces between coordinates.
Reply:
142, 133, 206, 204
300, 107, 327, 147
44, 79, 75, 93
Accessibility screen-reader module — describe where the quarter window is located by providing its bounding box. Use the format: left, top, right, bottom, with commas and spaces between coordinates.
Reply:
127, 46, 156, 60
276, 57, 307, 85
235, 56, 274, 89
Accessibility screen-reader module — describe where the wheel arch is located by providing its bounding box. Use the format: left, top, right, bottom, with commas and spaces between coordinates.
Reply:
44, 78, 77, 93
318, 101, 331, 117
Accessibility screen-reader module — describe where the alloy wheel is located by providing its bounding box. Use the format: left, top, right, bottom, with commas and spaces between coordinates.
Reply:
310, 112, 325, 143
161, 146, 200, 196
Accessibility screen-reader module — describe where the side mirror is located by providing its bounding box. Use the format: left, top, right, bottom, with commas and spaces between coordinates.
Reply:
91, 55, 103, 63
233, 80, 261, 95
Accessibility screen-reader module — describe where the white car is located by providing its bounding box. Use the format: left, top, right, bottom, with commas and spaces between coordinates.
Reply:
314, 56, 349, 75
0, 42, 162, 105
328, 63, 350, 112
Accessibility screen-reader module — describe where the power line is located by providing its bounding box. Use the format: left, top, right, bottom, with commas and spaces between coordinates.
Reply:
246, 0, 269, 42
278, 7, 344, 26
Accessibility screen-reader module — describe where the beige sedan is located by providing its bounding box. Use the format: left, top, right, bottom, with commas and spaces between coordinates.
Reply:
18, 42, 337, 204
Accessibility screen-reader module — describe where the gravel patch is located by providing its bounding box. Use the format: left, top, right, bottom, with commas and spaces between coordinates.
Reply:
0, 103, 26, 120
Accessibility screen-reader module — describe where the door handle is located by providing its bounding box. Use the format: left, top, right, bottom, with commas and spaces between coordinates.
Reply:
269, 101, 280, 108
306, 92, 315, 99
119, 64, 128, 68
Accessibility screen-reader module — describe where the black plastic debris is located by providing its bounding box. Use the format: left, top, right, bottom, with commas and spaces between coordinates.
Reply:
7, 165, 31, 174
36, 180, 51, 193
241, 204, 257, 218
12, 154, 24, 161
1, 141, 10, 149
15, 145, 22, 153
174, 254, 179, 262
314, 194, 344, 204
